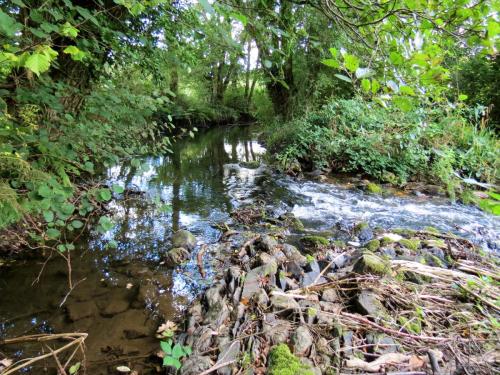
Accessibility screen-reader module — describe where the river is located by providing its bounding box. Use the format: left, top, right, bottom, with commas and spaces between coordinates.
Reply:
0, 126, 498, 373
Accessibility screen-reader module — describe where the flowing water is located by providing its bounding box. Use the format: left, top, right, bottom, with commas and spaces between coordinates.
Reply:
0, 126, 498, 373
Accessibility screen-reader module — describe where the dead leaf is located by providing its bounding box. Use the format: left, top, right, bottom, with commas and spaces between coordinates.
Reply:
0, 358, 13, 369
157, 320, 177, 334
409, 355, 425, 370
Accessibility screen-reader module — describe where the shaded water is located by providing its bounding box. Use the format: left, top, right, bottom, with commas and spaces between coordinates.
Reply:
0, 126, 498, 373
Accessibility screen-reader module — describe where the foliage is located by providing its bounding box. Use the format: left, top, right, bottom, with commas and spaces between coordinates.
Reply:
160, 339, 192, 370
267, 98, 499, 192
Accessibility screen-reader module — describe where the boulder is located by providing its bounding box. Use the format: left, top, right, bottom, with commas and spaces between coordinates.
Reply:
282, 244, 307, 265
172, 230, 197, 250
256, 235, 278, 252
165, 247, 190, 267
270, 292, 300, 313
216, 341, 240, 375
263, 314, 292, 344
353, 251, 390, 275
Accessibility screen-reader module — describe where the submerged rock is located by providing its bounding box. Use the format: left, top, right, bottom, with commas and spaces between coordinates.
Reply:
171, 229, 197, 250
66, 301, 97, 322
165, 247, 190, 267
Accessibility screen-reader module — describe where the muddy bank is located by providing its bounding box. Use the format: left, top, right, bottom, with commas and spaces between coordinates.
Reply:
167, 206, 499, 375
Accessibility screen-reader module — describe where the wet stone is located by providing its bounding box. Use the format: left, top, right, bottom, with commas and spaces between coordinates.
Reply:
263, 315, 292, 344
256, 235, 278, 252
165, 247, 190, 267
282, 244, 307, 265
172, 229, 197, 251
365, 333, 400, 355
99, 299, 129, 317
216, 341, 240, 375
270, 293, 300, 313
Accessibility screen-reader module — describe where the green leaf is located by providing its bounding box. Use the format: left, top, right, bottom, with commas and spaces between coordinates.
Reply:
321, 58, 339, 68
343, 54, 359, 73
163, 356, 182, 369
183, 346, 192, 356
263, 59, 272, 69
38, 185, 52, 198
328, 47, 338, 58
172, 343, 184, 359
458, 94, 468, 101
106, 240, 118, 249
46, 228, 61, 239
25, 53, 51, 76
60, 22, 78, 38
0, 10, 22, 37
399, 85, 416, 96
98, 216, 114, 231
334, 74, 352, 83
371, 79, 380, 94
43, 210, 54, 222
389, 51, 404, 65
112, 184, 124, 194
231, 12, 247, 25
361, 79, 371, 93
71, 220, 84, 229
160, 340, 172, 355
63, 46, 86, 61
61, 203, 75, 215
69, 362, 81, 374
98, 189, 112, 201
57, 244, 66, 252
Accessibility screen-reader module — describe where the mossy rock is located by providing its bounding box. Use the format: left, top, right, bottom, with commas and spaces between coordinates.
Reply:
353, 251, 390, 275
366, 182, 383, 194
332, 240, 347, 249
423, 226, 440, 234
268, 344, 314, 375
240, 160, 261, 169
422, 239, 446, 249
380, 237, 395, 246
300, 235, 329, 250
354, 222, 369, 233
365, 239, 380, 252
392, 228, 416, 236
398, 238, 420, 251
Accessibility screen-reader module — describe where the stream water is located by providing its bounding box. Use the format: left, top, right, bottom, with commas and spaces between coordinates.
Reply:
0, 126, 498, 373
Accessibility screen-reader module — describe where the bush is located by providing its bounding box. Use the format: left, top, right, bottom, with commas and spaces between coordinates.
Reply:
266, 98, 499, 190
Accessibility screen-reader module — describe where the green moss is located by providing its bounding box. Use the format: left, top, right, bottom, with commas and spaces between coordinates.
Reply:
240, 160, 260, 169
291, 217, 305, 231
392, 228, 416, 236
354, 222, 369, 232
398, 238, 420, 251
366, 182, 383, 194
424, 226, 440, 234
353, 251, 390, 275
300, 235, 329, 248
333, 240, 347, 249
305, 254, 315, 264
423, 239, 446, 248
381, 237, 395, 246
365, 239, 381, 252
268, 344, 314, 375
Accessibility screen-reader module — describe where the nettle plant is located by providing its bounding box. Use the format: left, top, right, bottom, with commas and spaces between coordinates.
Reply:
160, 339, 192, 370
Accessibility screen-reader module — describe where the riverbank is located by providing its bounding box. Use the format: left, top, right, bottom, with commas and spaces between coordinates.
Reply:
168, 205, 499, 375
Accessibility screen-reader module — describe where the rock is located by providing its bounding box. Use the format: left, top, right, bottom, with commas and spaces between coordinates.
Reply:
205, 299, 230, 327
354, 222, 374, 242
137, 282, 158, 305
66, 301, 97, 322
171, 230, 196, 250
301, 271, 325, 287
165, 247, 190, 267
270, 292, 300, 313
353, 251, 390, 275
365, 333, 399, 355
300, 235, 329, 252
123, 327, 149, 339
365, 239, 380, 251
258, 252, 273, 265
285, 261, 305, 279
241, 260, 277, 300
256, 235, 278, 252
271, 249, 287, 265
205, 283, 225, 308
355, 290, 389, 319
255, 288, 269, 306
282, 244, 307, 265
322, 288, 339, 302
293, 326, 313, 355
342, 331, 354, 356
398, 238, 420, 251
300, 358, 322, 375
216, 341, 240, 375
192, 326, 214, 353
422, 239, 446, 249
380, 247, 397, 259
263, 314, 292, 344
365, 182, 383, 194
99, 299, 129, 317
181, 355, 212, 375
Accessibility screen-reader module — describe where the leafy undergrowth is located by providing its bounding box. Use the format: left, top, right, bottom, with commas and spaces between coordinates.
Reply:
266, 98, 499, 208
